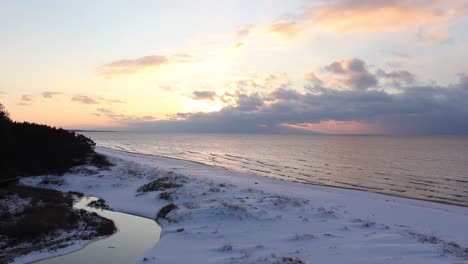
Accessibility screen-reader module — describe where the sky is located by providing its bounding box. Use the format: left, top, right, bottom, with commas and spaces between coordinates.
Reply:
1, 0, 468, 135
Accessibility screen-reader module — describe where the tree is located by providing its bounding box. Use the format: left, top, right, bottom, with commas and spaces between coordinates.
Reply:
0, 102, 97, 179
0, 102, 11, 123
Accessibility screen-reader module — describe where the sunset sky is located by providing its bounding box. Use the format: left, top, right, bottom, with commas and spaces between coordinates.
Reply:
1, 0, 467, 134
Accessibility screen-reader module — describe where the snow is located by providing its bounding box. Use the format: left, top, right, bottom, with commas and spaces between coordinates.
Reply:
13, 240, 92, 264
20, 147, 468, 264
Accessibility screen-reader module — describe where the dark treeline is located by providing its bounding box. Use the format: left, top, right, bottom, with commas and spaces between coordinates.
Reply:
0, 103, 96, 179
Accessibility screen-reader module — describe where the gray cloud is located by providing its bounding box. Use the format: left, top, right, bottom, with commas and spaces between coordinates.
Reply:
21, 94, 33, 102
42, 91, 63, 98
309, 58, 419, 90
71, 95, 100, 104
96, 108, 156, 122
126, 78, 468, 134
192, 91, 217, 100
312, 58, 378, 90
236, 93, 264, 112
376, 69, 416, 86
18, 94, 34, 106
458, 75, 468, 90
120, 61, 468, 135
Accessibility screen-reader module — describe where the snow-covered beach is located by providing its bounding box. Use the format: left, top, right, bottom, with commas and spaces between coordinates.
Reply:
19, 147, 468, 264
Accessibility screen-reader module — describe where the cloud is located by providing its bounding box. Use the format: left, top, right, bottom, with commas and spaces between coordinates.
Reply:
18, 94, 34, 106
234, 42, 244, 49
282, 120, 380, 135
71, 95, 100, 104
114, 60, 468, 135
235, 24, 255, 37
21, 94, 33, 102
130, 79, 468, 134
42, 91, 62, 98
236, 93, 264, 111
172, 53, 194, 62
239, 0, 465, 43
71, 94, 126, 105
101, 53, 195, 77
183, 73, 292, 111
454, 74, 468, 94
311, 58, 378, 90
95, 108, 156, 122
267, 21, 301, 38
159, 85, 173, 92
98, 97, 126, 104
101, 55, 168, 76
304, 72, 323, 85
307, 58, 418, 90
225, 73, 291, 91
376, 69, 415, 86
304, 0, 465, 34
417, 29, 451, 44
18, 93, 124, 106
385, 51, 413, 68
192, 91, 217, 100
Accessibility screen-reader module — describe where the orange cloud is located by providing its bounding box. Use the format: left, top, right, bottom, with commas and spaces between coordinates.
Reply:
71, 94, 126, 105
267, 21, 302, 39
159, 85, 173, 92
307, 2, 463, 34
240, 0, 467, 43
100, 53, 196, 77
304, 72, 323, 85
101, 55, 168, 76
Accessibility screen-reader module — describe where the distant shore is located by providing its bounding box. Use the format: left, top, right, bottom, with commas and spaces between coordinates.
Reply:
16, 147, 468, 263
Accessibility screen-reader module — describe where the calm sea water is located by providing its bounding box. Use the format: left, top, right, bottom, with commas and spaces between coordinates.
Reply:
84, 132, 468, 207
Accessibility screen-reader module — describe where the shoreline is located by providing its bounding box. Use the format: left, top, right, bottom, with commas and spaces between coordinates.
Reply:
18, 147, 468, 263
97, 146, 468, 209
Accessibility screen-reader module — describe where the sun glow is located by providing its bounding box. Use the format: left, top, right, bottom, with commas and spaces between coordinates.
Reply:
182, 98, 224, 113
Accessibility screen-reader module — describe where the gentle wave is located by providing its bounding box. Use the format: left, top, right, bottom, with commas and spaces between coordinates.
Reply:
84, 132, 468, 207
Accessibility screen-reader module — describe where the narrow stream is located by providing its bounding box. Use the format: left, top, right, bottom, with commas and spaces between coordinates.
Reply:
34, 196, 161, 264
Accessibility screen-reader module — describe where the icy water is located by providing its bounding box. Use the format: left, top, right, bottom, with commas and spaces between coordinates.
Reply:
84, 132, 468, 207
35, 196, 161, 264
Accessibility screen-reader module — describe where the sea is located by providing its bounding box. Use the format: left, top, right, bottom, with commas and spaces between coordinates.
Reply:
83, 132, 468, 207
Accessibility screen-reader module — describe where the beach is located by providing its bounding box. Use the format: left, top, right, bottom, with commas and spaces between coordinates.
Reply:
18, 147, 468, 264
